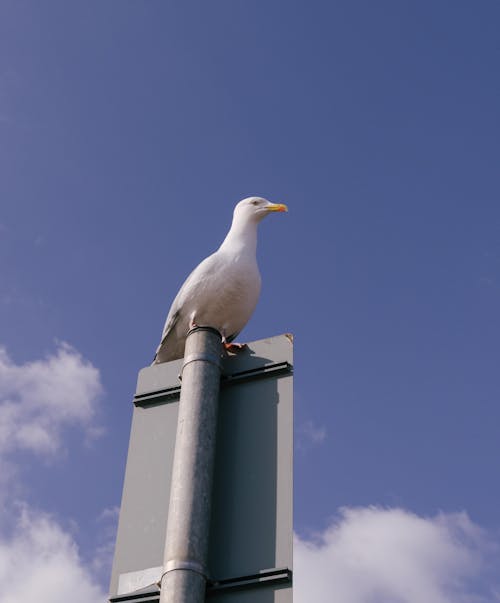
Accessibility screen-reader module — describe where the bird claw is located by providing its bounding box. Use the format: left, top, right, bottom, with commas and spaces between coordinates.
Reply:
223, 342, 248, 355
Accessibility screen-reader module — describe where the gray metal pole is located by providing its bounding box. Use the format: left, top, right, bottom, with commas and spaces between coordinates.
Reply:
159, 326, 222, 603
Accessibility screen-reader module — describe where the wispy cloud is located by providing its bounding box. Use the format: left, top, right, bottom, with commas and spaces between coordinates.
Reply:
0, 342, 103, 459
295, 506, 500, 603
296, 419, 327, 450
91, 506, 120, 586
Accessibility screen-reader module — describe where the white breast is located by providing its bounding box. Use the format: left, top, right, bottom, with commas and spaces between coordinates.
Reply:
185, 251, 261, 338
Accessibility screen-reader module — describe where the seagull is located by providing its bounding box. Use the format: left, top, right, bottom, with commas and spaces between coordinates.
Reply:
153, 197, 288, 364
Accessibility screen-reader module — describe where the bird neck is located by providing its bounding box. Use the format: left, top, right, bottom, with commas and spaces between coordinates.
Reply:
219, 218, 258, 255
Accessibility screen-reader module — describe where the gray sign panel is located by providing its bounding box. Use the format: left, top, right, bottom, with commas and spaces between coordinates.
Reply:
109, 334, 293, 602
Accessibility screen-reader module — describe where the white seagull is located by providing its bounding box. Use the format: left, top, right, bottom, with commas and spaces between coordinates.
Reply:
153, 197, 288, 364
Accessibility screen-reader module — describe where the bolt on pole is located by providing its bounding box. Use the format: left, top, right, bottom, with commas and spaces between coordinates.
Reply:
159, 326, 222, 603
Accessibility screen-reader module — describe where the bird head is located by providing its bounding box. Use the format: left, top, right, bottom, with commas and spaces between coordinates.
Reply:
234, 197, 288, 224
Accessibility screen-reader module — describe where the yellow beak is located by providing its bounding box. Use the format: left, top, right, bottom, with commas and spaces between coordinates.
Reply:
266, 203, 288, 213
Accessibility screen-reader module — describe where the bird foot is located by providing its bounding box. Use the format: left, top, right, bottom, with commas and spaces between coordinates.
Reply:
223, 342, 248, 355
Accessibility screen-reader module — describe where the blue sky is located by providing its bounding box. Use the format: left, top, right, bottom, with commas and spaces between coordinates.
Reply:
1, 1, 499, 601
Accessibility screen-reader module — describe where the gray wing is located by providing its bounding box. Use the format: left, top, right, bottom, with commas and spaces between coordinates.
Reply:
158, 307, 180, 348
154, 251, 222, 359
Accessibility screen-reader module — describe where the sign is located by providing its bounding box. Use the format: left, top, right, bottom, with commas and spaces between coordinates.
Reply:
109, 334, 293, 602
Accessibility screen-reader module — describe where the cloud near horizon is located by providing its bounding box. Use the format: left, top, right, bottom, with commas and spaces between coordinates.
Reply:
294, 506, 500, 603
2, 503, 498, 603
0, 504, 106, 603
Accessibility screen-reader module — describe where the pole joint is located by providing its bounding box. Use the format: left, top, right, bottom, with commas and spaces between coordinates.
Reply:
186, 325, 221, 338
182, 352, 222, 373
160, 560, 208, 583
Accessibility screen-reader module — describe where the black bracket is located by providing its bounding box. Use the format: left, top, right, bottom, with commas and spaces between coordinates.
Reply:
133, 361, 293, 408
109, 566, 292, 602
208, 566, 293, 594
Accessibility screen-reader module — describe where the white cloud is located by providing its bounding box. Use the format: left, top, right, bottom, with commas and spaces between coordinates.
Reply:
0, 505, 106, 603
0, 342, 103, 458
295, 506, 500, 603
0, 342, 108, 600
92, 506, 120, 586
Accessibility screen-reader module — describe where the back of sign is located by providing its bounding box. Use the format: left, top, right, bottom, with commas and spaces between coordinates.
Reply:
109, 334, 293, 603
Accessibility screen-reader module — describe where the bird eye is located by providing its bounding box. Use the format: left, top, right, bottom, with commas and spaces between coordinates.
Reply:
251, 200, 258, 206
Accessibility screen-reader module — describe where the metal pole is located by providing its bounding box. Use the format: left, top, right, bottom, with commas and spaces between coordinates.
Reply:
159, 326, 222, 603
